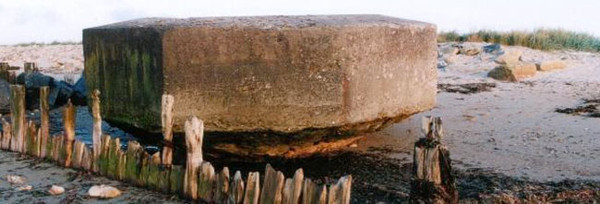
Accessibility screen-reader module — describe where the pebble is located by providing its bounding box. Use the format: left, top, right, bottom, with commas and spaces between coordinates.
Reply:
6, 175, 26, 184
49, 185, 65, 195
88, 185, 122, 199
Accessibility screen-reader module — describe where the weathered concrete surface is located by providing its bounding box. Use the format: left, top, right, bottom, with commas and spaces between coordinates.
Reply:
84, 15, 437, 154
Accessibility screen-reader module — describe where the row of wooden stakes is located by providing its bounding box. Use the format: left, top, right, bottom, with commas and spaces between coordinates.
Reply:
0, 85, 352, 204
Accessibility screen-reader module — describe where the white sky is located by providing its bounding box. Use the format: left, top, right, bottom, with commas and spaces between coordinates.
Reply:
1, 0, 599, 44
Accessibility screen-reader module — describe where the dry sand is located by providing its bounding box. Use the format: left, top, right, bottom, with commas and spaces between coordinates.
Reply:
1, 43, 600, 203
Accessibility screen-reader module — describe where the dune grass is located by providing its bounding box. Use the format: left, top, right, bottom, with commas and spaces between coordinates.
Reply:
438, 29, 600, 52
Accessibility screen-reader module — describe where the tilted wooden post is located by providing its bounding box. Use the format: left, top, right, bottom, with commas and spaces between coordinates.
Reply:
410, 116, 458, 204
183, 116, 204, 199
63, 100, 76, 167
161, 94, 174, 167
91, 90, 102, 171
9, 85, 25, 153
40, 86, 50, 158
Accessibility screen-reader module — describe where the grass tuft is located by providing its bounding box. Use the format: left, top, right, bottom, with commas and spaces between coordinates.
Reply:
438, 29, 600, 52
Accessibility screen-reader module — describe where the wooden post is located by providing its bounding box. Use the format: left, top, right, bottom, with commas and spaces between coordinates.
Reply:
106, 137, 121, 178
161, 94, 174, 167
410, 116, 458, 204
229, 171, 245, 204
7, 71, 16, 84
244, 172, 260, 204
169, 165, 185, 195
260, 164, 285, 204
63, 100, 76, 167
91, 90, 102, 167
25, 121, 38, 156
24, 62, 36, 73
9, 85, 25, 153
1, 118, 11, 149
198, 162, 215, 202
40, 86, 50, 158
328, 175, 352, 204
302, 179, 327, 204
72, 140, 85, 169
146, 152, 162, 189
117, 149, 127, 180
282, 168, 304, 204
214, 167, 230, 203
183, 116, 203, 200
124, 141, 143, 185
81, 146, 93, 171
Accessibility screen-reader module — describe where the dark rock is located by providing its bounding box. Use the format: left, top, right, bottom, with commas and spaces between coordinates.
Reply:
15, 72, 87, 110
483, 43, 503, 54
16, 72, 55, 110
71, 74, 87, 105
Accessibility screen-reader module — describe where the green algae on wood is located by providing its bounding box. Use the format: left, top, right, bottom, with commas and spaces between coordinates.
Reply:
169, 165, 185, 195
197, 162, 215, 202
124, 141, 143, 185
145, 152, 162, 190
9, 85, 25, 153
106, 137, 120, 178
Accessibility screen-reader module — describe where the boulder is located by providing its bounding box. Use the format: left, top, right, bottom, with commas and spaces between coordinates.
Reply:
488, 63, 537, 82
83, 15, 437, 156
494, 49, 522, 65
15, 72, 87, 110
536, 60, 566, 71
0, 79, 9, 114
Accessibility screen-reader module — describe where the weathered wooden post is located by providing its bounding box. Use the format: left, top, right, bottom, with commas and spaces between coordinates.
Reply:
63, 100, 76, 167
410, 116, 458, 204
244, 172, 260, 204
40, 86, 50, 158
328, 176, 352, 204
183, 116, 203, 199
215, 167, 230, 203
260, 164, 285, 204
229, 171, 245, 204
1, 118, 11, 149
0, 62, 8, 81
198, 162, 215, 201
302, 179, 327, 204
24, 62, 36, 73
282, 168, 304, 204
161, 94, 174, 167
91, 90, 102, 171
9, 85, 25, 153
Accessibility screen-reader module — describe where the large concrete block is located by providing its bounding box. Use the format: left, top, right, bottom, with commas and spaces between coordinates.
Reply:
83, 15, 437, 155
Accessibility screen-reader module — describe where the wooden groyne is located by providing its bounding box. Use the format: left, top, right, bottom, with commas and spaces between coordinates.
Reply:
0, 85, 352, 204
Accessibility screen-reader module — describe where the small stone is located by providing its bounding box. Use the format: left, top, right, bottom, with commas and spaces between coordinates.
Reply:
88, 185, 122, 199
494, 49, 522, 65
49, 185, 65, 195
17, 185, 32, 191
6, 175, 26, 184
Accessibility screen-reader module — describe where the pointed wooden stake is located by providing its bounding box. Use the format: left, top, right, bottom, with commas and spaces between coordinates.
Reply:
282, 168, 304, 204
410, 116, 458, 204
183, 116, 203, 200
229, 171, 245, 204
161, 94, 174, 167
91, 90, 102, 166
260, 164, 285, 204
40, 86, 50, 158
244, 172, 260, 204
9, 85, 25, 153
63, 100, 76, 167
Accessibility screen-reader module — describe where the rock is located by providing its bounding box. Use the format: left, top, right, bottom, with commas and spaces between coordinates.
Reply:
483, 43, 502, 54
88, 185, 122, 198
459, 47, 481, 56
17, 185, 32, 191
15, 72, 86, 110
488, 63, 537, 82
437, 60, 448, 69
6, 175, 26, 184
48, 185, 65, 195
71, 74, 87, 105
83, 15, 438, 156
536, 60, 567, 71
494, 49, 522, 65
0, 79, 9, 114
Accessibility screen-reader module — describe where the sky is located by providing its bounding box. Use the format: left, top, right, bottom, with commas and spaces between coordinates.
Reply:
1, 0, 599, 44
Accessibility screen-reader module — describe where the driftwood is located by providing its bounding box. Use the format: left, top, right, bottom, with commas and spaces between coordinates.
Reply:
260, 164, 285, 204
9, 85, 25, 152
63, 101, 76, 167
244, 172, 260, 204
184, 116, 204, 199
40, 87, 50, 158
410, 116, 458, 204
161, 94, 175, 167
282, 168, 304, 204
